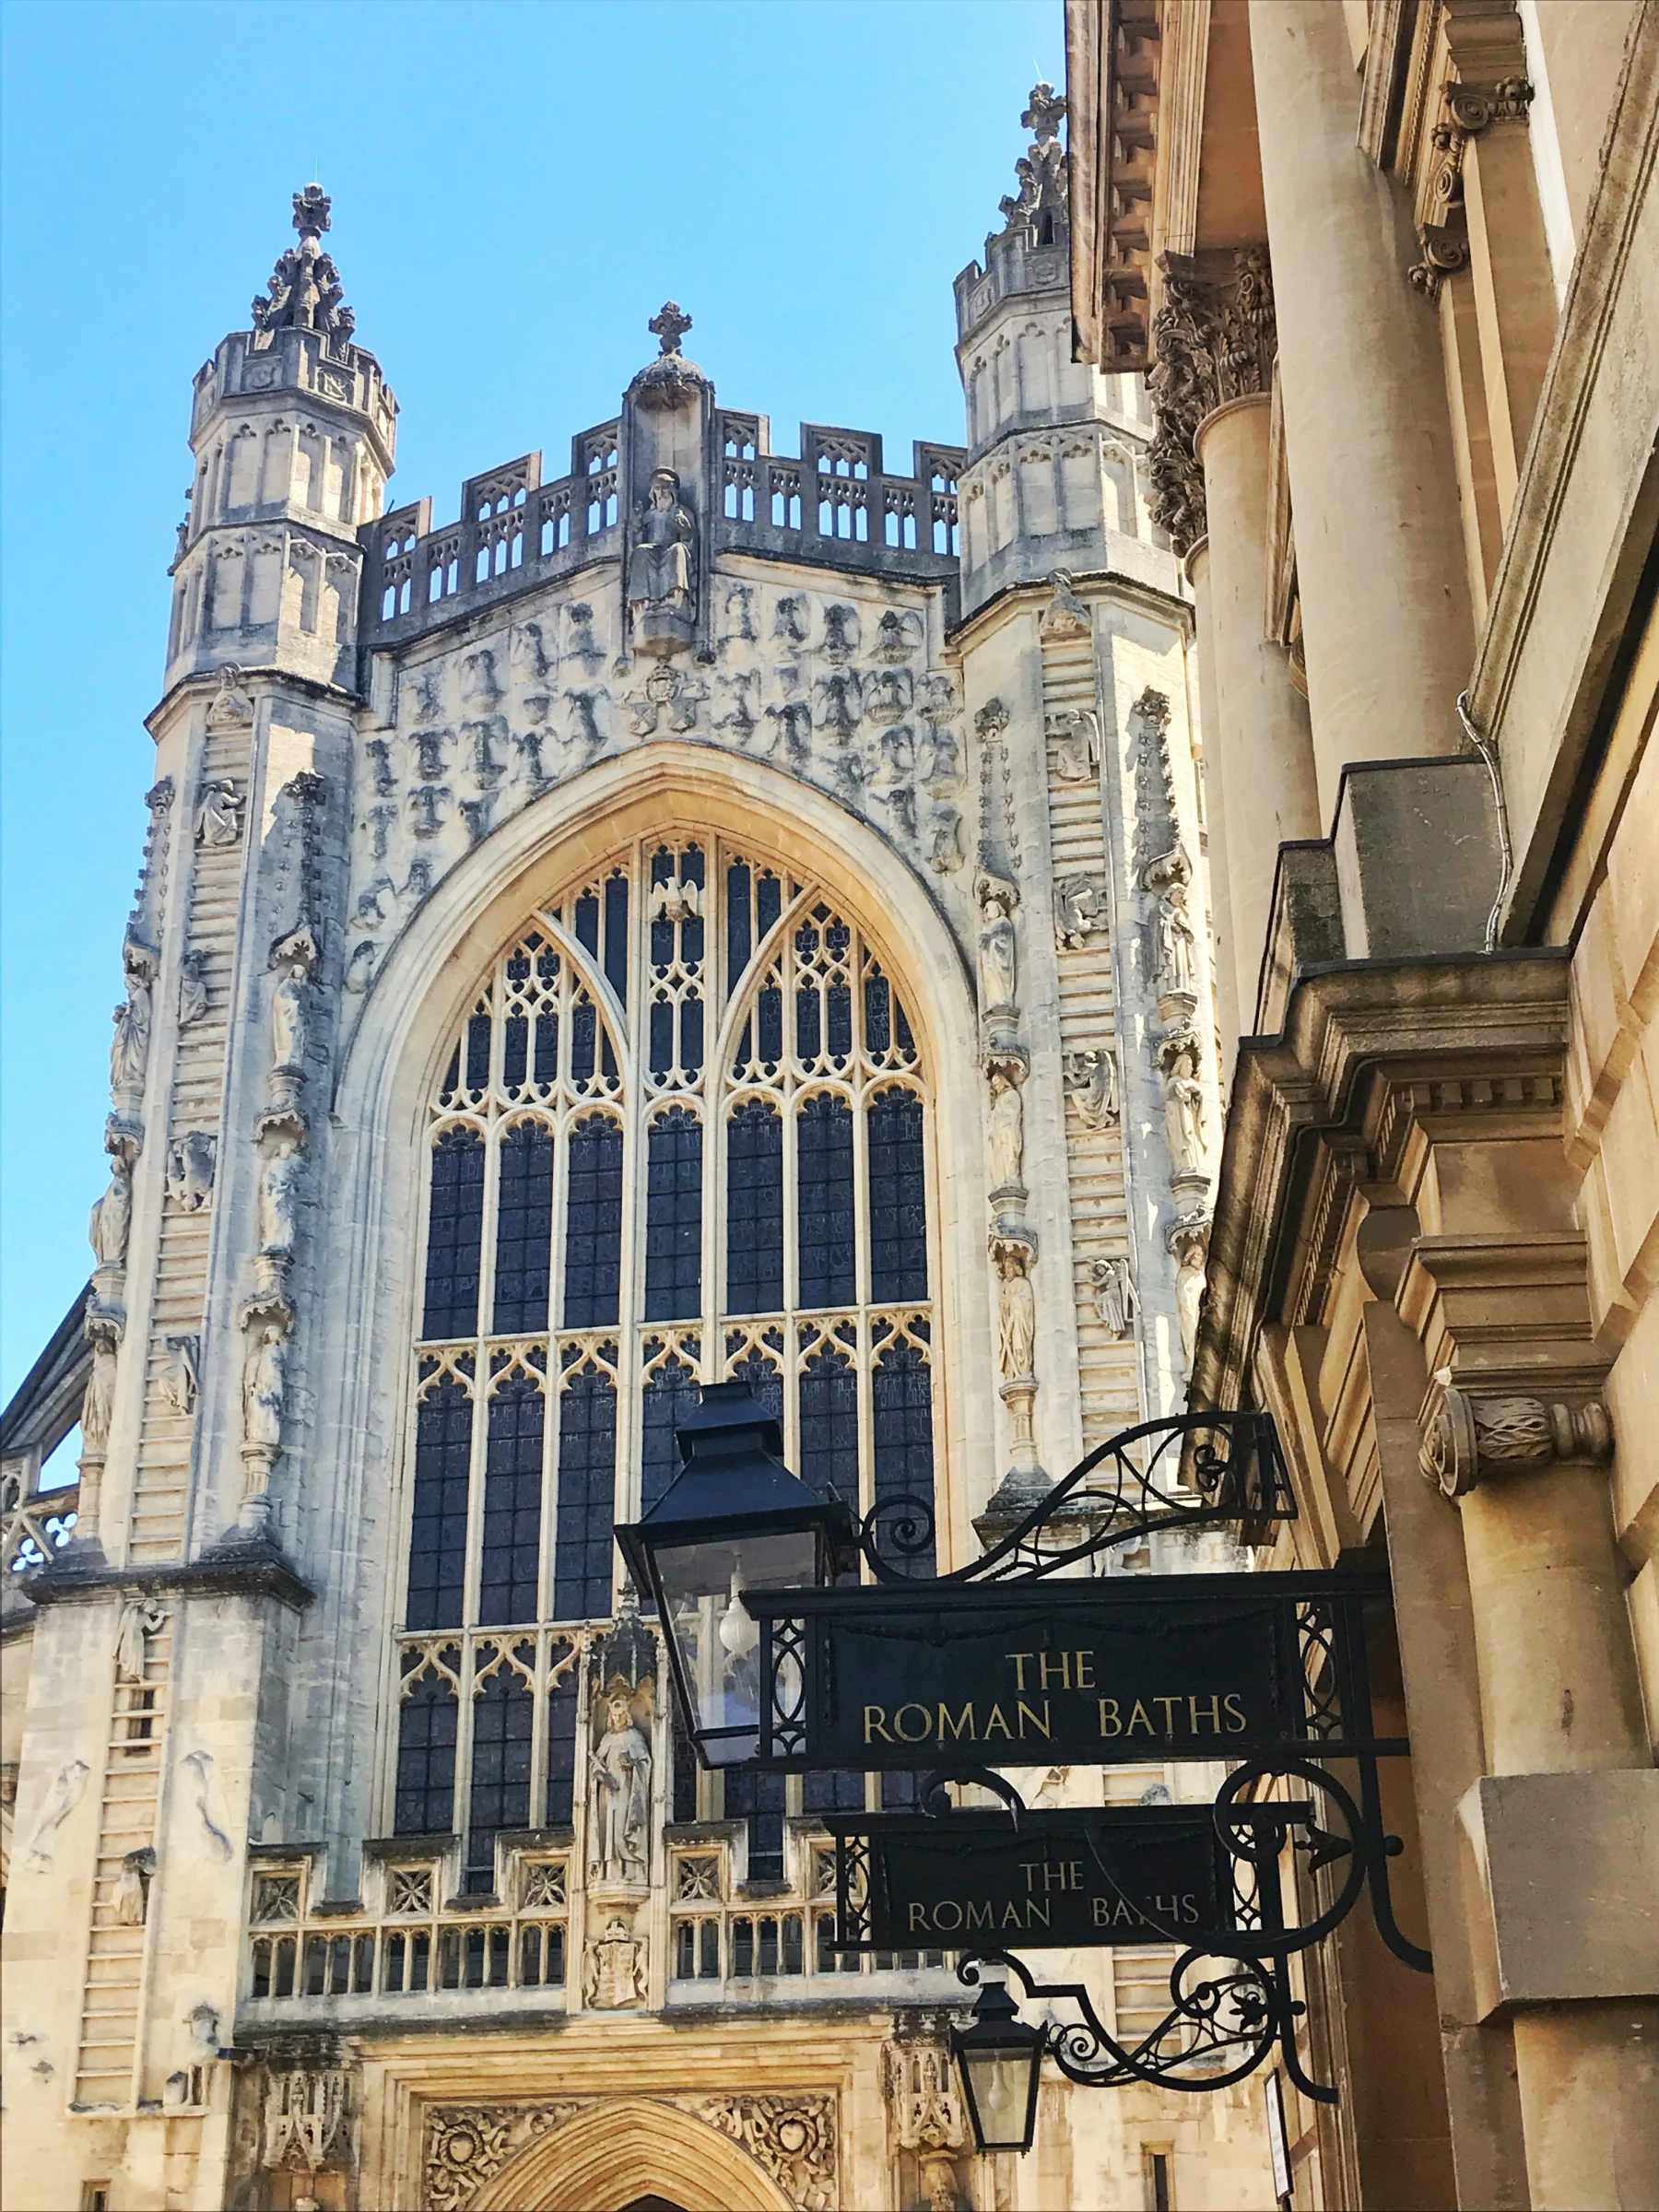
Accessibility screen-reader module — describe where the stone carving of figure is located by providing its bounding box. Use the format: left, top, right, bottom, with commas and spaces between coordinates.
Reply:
583, 1914, 648, 2009
110, 958, 153, 1094
242, 1321, 288, 1453
1051, 707, 1100, 782
821, 604, 859, 662
159, 1335, 199, 1417
1160, 1034, 1206, 1179
114, 1847, 157, 1927
976, 876, 1019, 1018
1039, 569, 1091, 641
268, 934, 318, 1077
89, 1156, 134, 1269
166, 1132, 218, 1213
81, 1329, 120, 1453
986, 1062, 1025, 1196
589, 1693, 653, 1886
929, 812, 966, 874
994, 1245, 1037, 1382
24, 1758, 90, 1871
1169, 1217, 1211, 1368
1089, 1256, 1136, 1339
206, 664, 254, 729
1063, 1047, 1118, 1132
1054, 875, 1108, 950
258, 1146, 304, 1261
194, 780, 243, 847
177, 948, 210, 1028
627, 469, 696, 648
1144, 846, 1197, 1000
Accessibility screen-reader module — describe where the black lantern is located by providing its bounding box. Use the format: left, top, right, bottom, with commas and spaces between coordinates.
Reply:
615, 1382, 853, 1768
951, 1978, 1044, 2153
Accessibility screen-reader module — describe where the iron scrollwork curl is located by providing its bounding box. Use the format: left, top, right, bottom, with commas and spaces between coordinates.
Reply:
853, 1411, 1289, 1586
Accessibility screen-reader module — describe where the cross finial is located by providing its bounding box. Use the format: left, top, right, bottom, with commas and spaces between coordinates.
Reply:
648, 300, 692, 357
292, 182, 332, 239
1023, 82, 1065, 145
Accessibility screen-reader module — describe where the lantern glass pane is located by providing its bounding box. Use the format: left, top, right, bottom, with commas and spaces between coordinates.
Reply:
961, 2044, 1037, 2151
656, 1529, 818, 1765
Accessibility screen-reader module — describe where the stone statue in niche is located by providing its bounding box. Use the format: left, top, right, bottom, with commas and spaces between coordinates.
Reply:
975, 873, 1019, 1023
1039, 569, 1091, 641
984, 1054, 1027, 1200
114, 1846, 157, 1926
1089, 1256, 1136, 1339
110, 943, 155, 1096
265, 928, 321, 1125
588, 1688, 653, 1887
89, 1155, 134, 1270
258, 1143, 304, 1268
206, 663, 255, 729
994, 1241, 1037, 1383
81, 1327, 120, 1453
1063, 1047, 1119, 1132
1168, 1212, 1211, 1368
242, 1315, 288, 1455
583, 1914, 648, 2008
1144, 845, 1198, 1004
194, 780, 243, 848
627, 468, 697, 655
1159, 1029, 1206, 1181
177, 948, 210, 1028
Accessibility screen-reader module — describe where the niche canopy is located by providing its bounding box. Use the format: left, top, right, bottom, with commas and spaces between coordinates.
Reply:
616, 1382, 854, 1769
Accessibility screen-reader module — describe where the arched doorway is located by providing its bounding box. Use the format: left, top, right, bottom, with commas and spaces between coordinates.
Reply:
467, 2096, 797, 2212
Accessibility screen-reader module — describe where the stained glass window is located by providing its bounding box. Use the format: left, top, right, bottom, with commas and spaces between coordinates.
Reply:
492, 1123, 553, 1334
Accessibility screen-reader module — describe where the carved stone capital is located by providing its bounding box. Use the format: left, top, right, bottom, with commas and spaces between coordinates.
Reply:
1147, 246, 1277, 555
1419, 1387, 1613, 1498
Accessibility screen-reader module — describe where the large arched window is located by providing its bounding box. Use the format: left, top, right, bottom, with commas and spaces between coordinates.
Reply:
392, 835, 938, 1883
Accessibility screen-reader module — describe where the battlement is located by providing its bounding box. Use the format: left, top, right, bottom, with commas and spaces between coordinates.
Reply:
360, 408, 965, 651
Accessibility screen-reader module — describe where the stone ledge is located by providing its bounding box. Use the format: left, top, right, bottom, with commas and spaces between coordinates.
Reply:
1458, 1768, 1659, 2015
25, 1534, 314, 1612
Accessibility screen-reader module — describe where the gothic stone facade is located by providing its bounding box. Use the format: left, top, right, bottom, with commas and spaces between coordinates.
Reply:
1, 108, 1277, 2212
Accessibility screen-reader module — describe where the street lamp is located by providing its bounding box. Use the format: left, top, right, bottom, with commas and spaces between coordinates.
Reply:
615, 1382, 853, 1768
951, 1976, 1045, 2153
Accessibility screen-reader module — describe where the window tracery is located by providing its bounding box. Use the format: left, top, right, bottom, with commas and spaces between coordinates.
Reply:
392, 832, 939, 1869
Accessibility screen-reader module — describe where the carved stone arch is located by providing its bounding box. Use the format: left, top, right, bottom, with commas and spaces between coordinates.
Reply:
467, 2099, 795, 2212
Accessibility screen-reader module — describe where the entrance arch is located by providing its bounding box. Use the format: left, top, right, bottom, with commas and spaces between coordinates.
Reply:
468, 2097, 796, 2212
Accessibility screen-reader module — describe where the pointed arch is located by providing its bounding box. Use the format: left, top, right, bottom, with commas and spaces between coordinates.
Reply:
467, 2098, 795, 2212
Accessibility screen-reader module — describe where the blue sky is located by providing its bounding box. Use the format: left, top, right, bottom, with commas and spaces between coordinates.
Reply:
0, 0, 1055, 1399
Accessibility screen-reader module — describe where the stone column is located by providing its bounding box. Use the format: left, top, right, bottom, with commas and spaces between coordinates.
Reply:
1184, 537, 1244, 1065
1193, 394, 1320, 1022
1415, 1368, 1659, 2208
1247, 0, 1475, 817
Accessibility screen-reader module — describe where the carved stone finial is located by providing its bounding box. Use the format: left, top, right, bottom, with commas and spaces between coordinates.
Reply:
252, 185, 354, 343
1023, 82, 1066, 145
1419, 1387, 1613, 1499
648, 300, 692, 356
292, 182, 332, 238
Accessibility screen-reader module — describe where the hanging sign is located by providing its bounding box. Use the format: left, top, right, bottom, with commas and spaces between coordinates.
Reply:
744, 1569, 1401, 1771
826, 1807, 1260, 1950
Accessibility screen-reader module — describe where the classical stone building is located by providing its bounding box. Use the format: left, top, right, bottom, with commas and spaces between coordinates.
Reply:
2, 100, 1278, 2212
1065, 3, 1659, 2209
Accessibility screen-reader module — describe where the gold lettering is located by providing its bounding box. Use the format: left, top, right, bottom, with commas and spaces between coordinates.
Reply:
909, 1902, 930, 1934
1017, 1700, 1052, 1739
1153, 1695, 1181, 1733
983, 1704, 1014, 1740
1112, 1897, 1135, 1924
1098, 1697, 1122, 1737
1074, 1649, 1096, 1691
864, 1705, 892, 1744
935, 1900, 964, 1931
937, 1702, 977, 1743
1125, 1698, 1156, 1735
1188, 1694, 1222, 1734
1039, 1650, 1071, 1690
893, 1702, 933, 1743
964, 1901, 994, 1931
1223, 1693, 1248, 1735
1182, 1894, 1200, 1925
1007, 1653, 1036, 1692
1093, 1895, 1110, 1926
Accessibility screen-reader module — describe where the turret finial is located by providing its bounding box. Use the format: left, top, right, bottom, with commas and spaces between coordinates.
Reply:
999, 82, 1070, 236
251, 182, 355, 344
648, 300, 693, 357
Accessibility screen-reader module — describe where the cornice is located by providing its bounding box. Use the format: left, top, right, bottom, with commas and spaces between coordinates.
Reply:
947, 559, 1191, 653
145, 665, 361, 742
25, 1534, 315, 1613
1192, 948, 1572, 1414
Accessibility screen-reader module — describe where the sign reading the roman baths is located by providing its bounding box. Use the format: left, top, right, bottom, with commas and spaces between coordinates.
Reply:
743, 1571, 1400, 1770
826, 1809, 1241, 1950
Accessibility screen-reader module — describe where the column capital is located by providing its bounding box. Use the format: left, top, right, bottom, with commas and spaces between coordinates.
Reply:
1419, 1385, 1613, 1497
1147, 246, 1277, 555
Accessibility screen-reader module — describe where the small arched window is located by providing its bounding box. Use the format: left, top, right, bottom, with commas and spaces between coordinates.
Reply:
392, 836, 939, 1880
